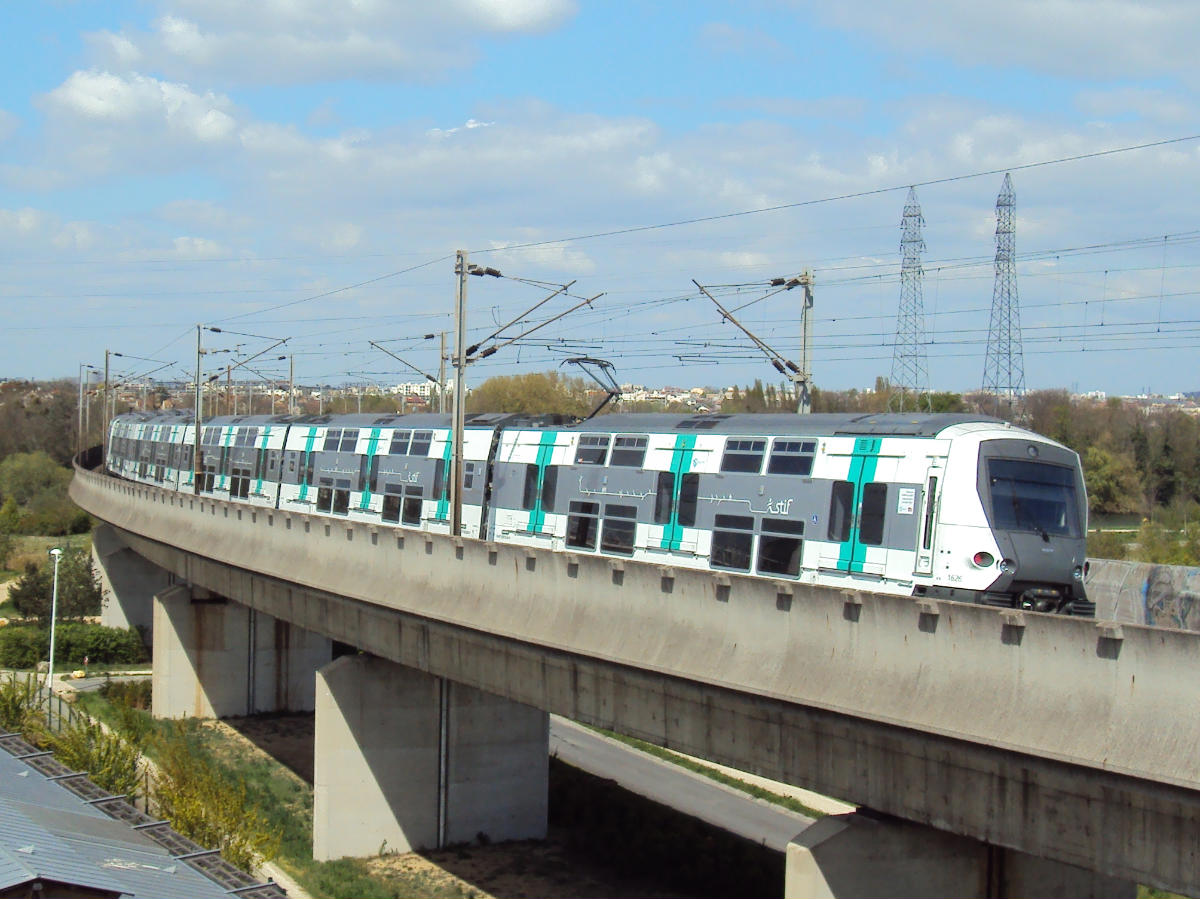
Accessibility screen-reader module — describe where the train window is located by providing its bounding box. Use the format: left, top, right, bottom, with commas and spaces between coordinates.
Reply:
235, 428, 259, 447
757, 518, 804, 577
721, 439, 767, 474
654, 472, 675, 524
576, 435, 610, 465
358, 455, 370, 492
922, 477, 938, 550
339, 430, 359, 452
601, 504, 638, 555
389, 431, 412, 455
323, 429, 342, 452
317, 479, 333, 513
522, 465, 539, 510
987, 459, 1080, 537
382, 493, 401, 523
463, 461, 476, 490
711, 514, 754, 571
433, 460, 446, 505
859, 483, 888, 546
678, 473, 699, 526
402, 486, 423, 525
366, 456, 379, 493
231, 467, 251, 499
566, 501, 600, 550
828, 481, 853, 542
610, 435, 648, 467
410, 431, 433, 457
767, 439, 817, 476
541, 466, 558, 512
333, 485, 350, 515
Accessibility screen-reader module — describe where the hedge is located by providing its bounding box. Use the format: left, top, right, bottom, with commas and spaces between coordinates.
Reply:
0, 623, 147, 669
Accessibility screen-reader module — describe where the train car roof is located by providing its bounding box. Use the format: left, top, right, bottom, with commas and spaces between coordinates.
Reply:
111, 409, 1006, 437
111, 409, 1002, 438
558, 412, 1002, 438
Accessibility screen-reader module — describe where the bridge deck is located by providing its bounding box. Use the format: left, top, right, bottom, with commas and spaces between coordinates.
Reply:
71, 465, 1200, 893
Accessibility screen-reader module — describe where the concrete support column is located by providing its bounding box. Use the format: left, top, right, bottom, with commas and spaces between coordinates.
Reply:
786, 812, 1135, 899
152, 584, 331, 718
313, 654, 548, 860
93, 524, 170, 635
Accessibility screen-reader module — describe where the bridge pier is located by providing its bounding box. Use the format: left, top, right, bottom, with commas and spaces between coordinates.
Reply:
313, 654, 548, 859
93, 523, 170, 635
786, 811, 1135, 898
152, 584, 332, 718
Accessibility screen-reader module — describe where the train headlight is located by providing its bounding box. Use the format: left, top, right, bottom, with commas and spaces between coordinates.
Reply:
972, 551, 995, 568
1000, 558, 1016, 574
1073, 565, 1084, 581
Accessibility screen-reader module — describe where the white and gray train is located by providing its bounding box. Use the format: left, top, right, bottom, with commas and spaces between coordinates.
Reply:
106, 410, 1093, 615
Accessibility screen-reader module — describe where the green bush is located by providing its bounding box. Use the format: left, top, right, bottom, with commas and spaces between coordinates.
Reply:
54, 623, 147, 666
99, 678, 152, 710
0, 626, 45, 668
0, 623, 146, 669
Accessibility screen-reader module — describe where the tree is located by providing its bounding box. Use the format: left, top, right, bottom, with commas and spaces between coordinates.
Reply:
0, 451, 88, 535
0, 451, 70, 507
8, 548, 102, 622
1083, 447, 1142, 515
466, 371, 592, 416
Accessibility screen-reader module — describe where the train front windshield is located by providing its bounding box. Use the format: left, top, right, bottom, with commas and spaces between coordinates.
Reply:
987, 459, 1082, 538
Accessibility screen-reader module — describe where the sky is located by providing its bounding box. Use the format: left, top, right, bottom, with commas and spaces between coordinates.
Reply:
2, 0, 1199, 398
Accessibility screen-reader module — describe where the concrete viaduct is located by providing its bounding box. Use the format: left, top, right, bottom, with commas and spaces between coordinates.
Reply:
70, 463, 1200, 898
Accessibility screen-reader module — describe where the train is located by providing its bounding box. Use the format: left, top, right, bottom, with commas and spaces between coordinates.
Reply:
105, 409, 1094, 616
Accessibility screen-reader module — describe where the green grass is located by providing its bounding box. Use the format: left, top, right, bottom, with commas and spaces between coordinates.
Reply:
2, 533, 94, 582
594, 726, 833, 820
74, 694, 472, 899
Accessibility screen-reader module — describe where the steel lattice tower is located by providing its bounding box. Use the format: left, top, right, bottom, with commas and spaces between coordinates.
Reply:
981, 172, 1025, 417
890, 187, 930, 411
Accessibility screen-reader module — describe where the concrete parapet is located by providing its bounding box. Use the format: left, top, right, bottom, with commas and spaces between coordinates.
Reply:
1086, 557, 1200, 629
786, 812, 1135, 899
313, 655, 547, 860
152, 583, 330, 718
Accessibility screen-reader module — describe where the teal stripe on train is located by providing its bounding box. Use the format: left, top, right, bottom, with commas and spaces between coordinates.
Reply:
526, 431, 558, 534
435, 432, 453, 522
359, 428, 382, 511
660, 433, 696, 550
837, 437, 882, 573
297, 427, 318, 502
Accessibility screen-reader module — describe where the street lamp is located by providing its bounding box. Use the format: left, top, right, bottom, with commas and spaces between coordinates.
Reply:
45, 548, 62, 693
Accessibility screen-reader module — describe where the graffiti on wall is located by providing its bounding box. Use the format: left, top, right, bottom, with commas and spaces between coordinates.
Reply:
1143, 566, 1200, 631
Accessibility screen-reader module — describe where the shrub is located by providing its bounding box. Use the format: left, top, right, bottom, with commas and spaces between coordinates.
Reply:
54, 623, 147, 666
0, 673, 43, 732
50, 719, 144, 799
99, 678, 152, 710
0, 623, 145, 669
0, 626, 45, 669
152, 721, 280, 872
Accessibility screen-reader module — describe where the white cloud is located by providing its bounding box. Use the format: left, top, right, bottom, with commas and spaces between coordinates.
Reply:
44, 70, 237, 144
0, 207, 51, 236
172, 235, 225, 257
87, 1, 577, 85
789, 0, 1200, 80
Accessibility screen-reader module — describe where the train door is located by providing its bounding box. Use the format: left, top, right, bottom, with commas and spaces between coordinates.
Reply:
520, 430, 559, 538
914, 463, 943, 576
654, 434, 701, 555
823, 437, 890, 576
